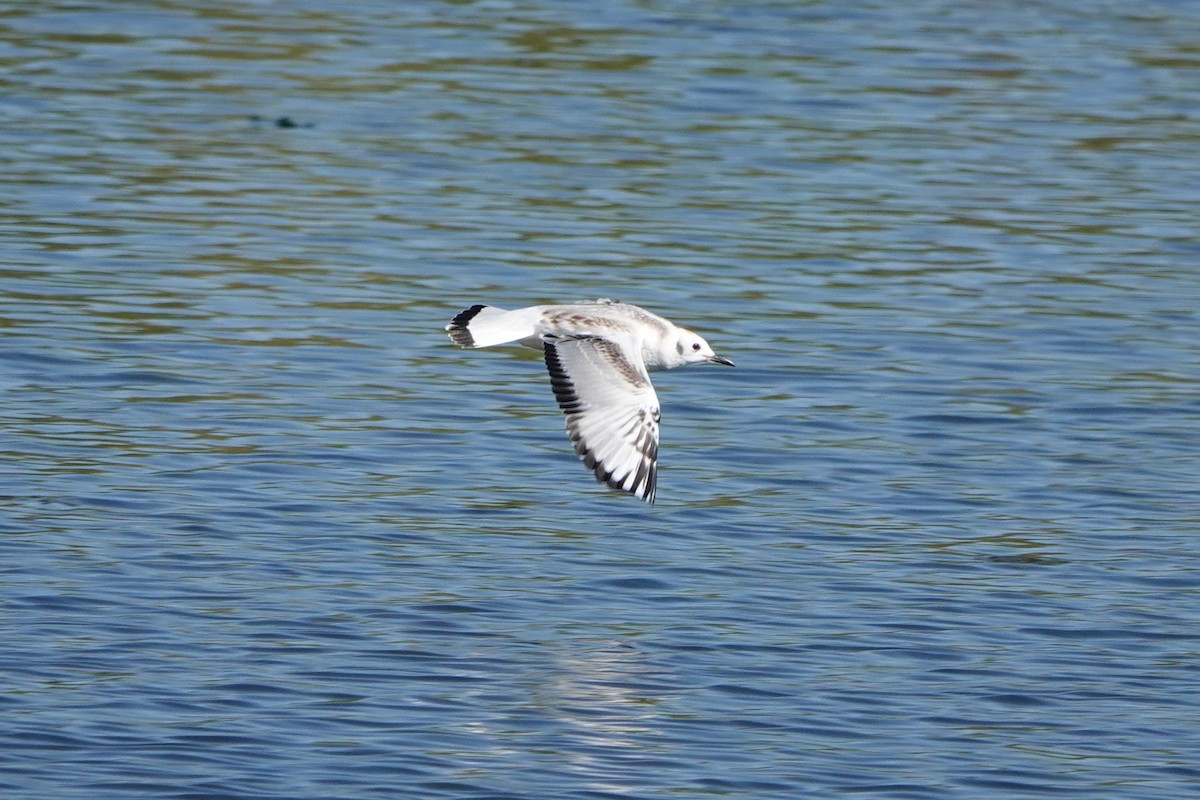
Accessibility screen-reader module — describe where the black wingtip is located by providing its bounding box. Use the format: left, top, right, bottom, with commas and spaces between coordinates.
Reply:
445, 304, 486, 348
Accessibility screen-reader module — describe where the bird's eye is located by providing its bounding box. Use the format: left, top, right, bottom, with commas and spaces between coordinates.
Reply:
692, 342, 701, 351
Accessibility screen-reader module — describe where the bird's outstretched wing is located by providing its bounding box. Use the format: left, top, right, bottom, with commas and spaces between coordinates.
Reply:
543, 334, 660, 503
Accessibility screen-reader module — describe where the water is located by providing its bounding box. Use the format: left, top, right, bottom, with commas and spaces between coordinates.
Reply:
2, 1, 1199, 798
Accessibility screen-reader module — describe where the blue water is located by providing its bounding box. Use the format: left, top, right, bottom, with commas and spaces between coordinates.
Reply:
2, 1, 1199, 798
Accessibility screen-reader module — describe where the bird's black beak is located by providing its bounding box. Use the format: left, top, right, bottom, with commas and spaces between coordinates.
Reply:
709, 355, 735, 367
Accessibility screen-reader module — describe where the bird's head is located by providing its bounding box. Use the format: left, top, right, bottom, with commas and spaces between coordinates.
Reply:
673, 328, 734, 368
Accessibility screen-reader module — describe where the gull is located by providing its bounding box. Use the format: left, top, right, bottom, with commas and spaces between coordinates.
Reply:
445, 299, 734, 503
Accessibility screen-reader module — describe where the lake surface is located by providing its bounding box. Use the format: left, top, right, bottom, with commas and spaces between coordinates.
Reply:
2, 1, 1199, 798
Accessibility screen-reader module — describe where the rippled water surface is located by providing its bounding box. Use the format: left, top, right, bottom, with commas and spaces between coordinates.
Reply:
3, 1, 1199, 798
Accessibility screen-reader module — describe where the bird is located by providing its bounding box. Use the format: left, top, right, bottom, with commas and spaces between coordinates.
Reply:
444, 299, 733, 503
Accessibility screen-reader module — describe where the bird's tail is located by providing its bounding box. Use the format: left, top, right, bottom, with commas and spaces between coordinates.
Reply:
445, 305, 544, 349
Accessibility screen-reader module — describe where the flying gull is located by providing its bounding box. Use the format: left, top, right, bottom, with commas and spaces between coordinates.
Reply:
445, 299, 733, 503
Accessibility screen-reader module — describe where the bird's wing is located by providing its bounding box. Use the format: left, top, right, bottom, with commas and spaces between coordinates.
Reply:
543, 334, 660, 503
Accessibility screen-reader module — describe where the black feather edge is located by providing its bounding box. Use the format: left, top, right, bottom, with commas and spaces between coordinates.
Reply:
446, 304, 486, 348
